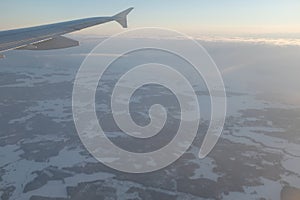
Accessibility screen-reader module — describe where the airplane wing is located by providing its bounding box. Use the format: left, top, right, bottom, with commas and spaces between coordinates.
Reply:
0, 7, 133, 57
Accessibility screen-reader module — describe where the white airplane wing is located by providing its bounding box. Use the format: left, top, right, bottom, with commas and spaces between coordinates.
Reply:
0, 7, 133, 57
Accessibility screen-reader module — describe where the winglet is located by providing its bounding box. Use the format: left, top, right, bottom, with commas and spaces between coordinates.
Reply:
113, 7, 134, 28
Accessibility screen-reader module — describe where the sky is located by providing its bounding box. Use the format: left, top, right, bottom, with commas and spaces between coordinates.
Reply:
1, 0, 300, 36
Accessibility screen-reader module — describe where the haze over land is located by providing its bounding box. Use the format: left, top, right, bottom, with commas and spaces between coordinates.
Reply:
0, 35, 300, 199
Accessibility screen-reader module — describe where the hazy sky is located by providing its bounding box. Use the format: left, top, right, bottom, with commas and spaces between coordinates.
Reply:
1, 0, 300, 36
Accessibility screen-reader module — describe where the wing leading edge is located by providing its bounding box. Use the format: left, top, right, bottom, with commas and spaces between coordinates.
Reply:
0, 7, 134, 57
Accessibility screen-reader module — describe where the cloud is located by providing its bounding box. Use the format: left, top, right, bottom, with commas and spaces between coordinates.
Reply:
196, 36, 300, 47
68, 53, 129, 57
72, 33, 300, 47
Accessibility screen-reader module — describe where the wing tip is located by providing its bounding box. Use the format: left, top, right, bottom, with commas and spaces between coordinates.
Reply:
113, 7, 134, 28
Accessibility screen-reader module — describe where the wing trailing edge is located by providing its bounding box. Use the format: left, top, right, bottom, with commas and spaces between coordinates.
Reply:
17, 36, 79, 51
